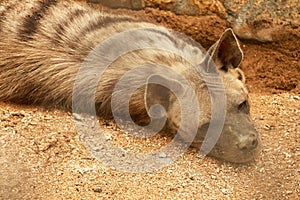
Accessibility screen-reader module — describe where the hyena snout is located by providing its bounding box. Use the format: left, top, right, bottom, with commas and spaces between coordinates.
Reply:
207, 113, 262, 163
237, 132, 259, 151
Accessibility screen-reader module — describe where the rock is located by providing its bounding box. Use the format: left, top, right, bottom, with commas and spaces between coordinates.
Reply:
158, 152, 167, 158
221, 188, 228, 195
88, 0, 299, 42
87, 0, 144, 9
292, 95, 300, 100
93, 187, 103, 193
89, 0, 226, 15
286, 190, 293, 195
10, 112, 25, 117
225, 0, 300, 42
73, 113, 83, 121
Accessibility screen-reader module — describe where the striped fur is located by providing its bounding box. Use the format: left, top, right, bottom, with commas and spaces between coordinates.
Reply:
0, 0, 153, 108
0, 0, 260, 163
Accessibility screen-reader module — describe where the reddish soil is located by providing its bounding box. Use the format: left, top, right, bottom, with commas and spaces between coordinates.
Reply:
117, 7, 300, 94
1, 3, 299, 200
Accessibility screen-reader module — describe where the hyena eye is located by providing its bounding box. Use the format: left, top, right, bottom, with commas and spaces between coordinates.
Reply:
220, 65, 228, 72
238, 100, 249, 113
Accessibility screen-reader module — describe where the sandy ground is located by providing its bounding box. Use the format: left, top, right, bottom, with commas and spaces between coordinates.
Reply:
0, 2, 299, 200
1, 93, 299, 199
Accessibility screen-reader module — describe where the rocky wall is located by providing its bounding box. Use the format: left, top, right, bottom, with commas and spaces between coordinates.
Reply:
87, 0, 300, 42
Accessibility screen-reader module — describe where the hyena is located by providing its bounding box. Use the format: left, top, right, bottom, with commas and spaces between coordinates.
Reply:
0, 0, 260, 163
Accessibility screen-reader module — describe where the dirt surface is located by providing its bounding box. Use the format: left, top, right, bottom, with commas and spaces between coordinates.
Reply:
1, 3, 299, 200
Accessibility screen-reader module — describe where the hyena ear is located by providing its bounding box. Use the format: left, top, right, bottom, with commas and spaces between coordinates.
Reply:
208, 28, 243, 71
144, 74, 183, 118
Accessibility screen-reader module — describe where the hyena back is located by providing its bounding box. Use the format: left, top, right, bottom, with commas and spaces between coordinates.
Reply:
0, 0, 152, 107
0, 0, 260, 163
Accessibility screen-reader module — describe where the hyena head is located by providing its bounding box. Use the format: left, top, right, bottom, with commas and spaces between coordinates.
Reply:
144, 29, 261, 163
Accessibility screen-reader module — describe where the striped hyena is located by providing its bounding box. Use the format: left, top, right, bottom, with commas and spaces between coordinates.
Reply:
0, 0, 260, 163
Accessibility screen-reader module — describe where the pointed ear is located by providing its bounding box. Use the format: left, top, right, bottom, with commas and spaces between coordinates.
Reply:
144, 74, 183, 117
208, 28, 243, 71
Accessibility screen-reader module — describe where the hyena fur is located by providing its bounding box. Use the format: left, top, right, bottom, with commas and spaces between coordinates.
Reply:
0, 0, 260, 163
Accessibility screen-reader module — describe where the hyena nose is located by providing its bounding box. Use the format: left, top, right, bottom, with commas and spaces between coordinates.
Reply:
238, 133, 259, 151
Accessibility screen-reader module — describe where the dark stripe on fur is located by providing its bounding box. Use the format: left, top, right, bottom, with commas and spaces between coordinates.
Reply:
78, 16, 139, 37
19, 0, 57, 41
52, 8, 86, 43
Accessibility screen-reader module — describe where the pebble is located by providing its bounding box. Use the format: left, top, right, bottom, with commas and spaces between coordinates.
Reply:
10, 112, 25, 117
158, 152, 167, 158
221, 188, 228, 195
73, 113, 83, 121
286, 190, 293, 195
105, 134, 112, 141
93, 187, 102, 193
264, 124, 271, 130
57, 171, 63, 176
292, 95, 300, 100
